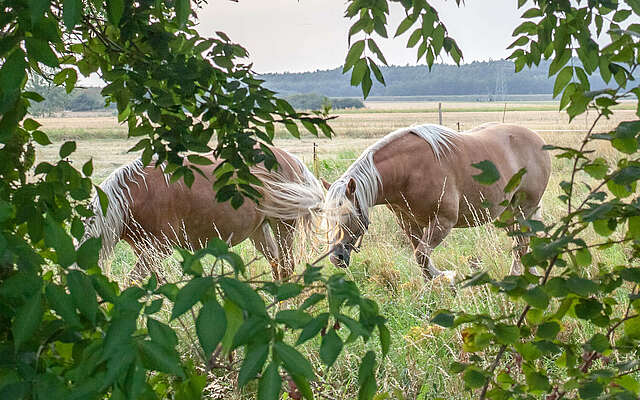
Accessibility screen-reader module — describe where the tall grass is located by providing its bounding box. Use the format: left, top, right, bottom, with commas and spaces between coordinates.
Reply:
53, 109, 635, 399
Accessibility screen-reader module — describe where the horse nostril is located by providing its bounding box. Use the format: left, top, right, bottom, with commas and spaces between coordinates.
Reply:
337, 254, 344, 261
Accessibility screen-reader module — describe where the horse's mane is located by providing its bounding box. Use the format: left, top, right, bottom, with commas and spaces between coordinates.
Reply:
254, 152, 325, 238
324, 123, 463, 227
83, 158, 150, 261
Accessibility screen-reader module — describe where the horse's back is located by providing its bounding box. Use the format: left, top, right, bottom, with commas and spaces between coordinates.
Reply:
451, 123, 550, 223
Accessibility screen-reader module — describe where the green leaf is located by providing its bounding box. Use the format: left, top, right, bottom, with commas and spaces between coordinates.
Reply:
238, 343, 269, 387
351, 58, 368, 87
219, 277, 267, 317
523, 286, 550, 309
586, 333, 609, 353
536, 321, 561, 340
221, 299, 243, 354
395, 15, 416, 37
274, 342, 315, 380
170, 277, 213, 320
358, 351, 377, 400
59, 141, 76, 158
624, 316, 640, 339
493, 323, 520, 345
344, 40, 365, 72
148, 318, 178, 350
524, 367, 551, 392
82, 159, 93, 176
296, 313, 329, 345
32, 130, 52, 145
139, 340, 185, 379
62, 0, 81, 30
46, 283, 82, 328
463, 366, 486, 388
106, 0, 124, 26
378, 323, 390, 356
67, 270, 98, 325
95, 186, 109, 216
196, 298, 227, 358
25, 38, 59, 67
367, 39, 387, 65
258, 362, 281, 400
320, 328, 343, 367
472, 160, 500, 185
583, 157, 608, 179
275, 310, 312, 329
504, 168, 527, 193
431, 311, 454, 327
76, 238, 101, 270
44, 215, 76, 267
0, 49, 27, 93
29, 0, 50, 22
575, 248, 592, 267
553, 66, 573, 98
175, 0, 191, 27
12, 291, 43, 351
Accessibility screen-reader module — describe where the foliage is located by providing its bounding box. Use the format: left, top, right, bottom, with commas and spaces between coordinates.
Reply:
427, 1, 640, 399
26, 78, 108, 115
284, 93, 365, 111
0, 0, 394, 399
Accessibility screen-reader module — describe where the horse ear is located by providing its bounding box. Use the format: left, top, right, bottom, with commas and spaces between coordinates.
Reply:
321, 178, 331, 190
346, 177, 357, 195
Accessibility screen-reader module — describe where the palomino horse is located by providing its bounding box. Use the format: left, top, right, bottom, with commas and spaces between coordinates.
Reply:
323, 123, 551, 281
83, 147, 324, 280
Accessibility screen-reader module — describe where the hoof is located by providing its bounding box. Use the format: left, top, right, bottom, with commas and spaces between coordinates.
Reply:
433, 270, 457, 285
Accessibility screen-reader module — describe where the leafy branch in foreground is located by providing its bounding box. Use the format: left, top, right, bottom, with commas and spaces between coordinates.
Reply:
431, 1, 640, 399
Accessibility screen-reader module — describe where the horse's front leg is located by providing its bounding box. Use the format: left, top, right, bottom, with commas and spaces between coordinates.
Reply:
412, 219, 456, 282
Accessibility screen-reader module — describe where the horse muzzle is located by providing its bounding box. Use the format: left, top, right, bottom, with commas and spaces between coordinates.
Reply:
329, 246, 351, 268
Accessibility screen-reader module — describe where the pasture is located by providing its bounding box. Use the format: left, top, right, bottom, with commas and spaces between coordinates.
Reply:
35, 101, 637, 399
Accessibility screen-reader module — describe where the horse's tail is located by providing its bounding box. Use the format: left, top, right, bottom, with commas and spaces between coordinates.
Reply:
82, 159, 147, 262
254, 154, 325, 242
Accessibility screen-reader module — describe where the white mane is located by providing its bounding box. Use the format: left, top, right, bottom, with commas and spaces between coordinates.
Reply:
324, 123, 462, 229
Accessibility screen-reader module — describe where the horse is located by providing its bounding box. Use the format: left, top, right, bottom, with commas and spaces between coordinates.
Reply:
322, 122, 551, 281
82, 146, 324, 281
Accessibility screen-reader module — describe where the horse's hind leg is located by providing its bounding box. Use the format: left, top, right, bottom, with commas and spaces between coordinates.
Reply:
249, 222, 280, 280
508, 202, 542, 276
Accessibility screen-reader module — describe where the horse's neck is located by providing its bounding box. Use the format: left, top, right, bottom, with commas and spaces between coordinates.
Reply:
371, 149, 405, 207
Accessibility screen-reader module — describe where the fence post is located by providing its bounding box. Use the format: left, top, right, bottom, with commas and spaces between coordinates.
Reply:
313, 142, 319, 179
438, 102, 442, 125
502, 102, 507, 123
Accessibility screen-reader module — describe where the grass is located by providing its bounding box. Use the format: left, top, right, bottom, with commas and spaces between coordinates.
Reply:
33, 103, 639, 399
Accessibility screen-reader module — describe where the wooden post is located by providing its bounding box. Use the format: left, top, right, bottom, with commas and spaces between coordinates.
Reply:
502, 102, 507, 123
457, 122, 460, 132
438, 102, 442, 125
313, 142, 319, 178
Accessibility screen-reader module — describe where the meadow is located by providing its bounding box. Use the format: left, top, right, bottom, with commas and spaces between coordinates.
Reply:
34, 101, 638, 399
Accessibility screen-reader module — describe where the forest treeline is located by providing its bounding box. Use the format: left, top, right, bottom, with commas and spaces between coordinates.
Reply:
262, 59, 609, 98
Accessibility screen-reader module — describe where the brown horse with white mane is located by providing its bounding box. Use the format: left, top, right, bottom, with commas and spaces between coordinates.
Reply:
323, 123, 551, 281
83, 147, 324, 280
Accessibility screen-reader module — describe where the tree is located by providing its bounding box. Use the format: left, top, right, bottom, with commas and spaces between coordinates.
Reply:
4, 1, 639, 399
419, 1, 640, 399
0, 1, 392, 399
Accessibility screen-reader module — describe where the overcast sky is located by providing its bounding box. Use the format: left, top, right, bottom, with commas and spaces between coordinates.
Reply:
197, 0, 523, 73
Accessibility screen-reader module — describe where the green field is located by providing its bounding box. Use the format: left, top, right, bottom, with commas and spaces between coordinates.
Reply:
35, 104, 636, 399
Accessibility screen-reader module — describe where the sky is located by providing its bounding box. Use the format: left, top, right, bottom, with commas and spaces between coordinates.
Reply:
197, 0, 524, 73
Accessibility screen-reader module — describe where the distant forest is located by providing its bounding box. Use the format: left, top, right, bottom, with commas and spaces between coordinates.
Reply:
261, 59, 610, 99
